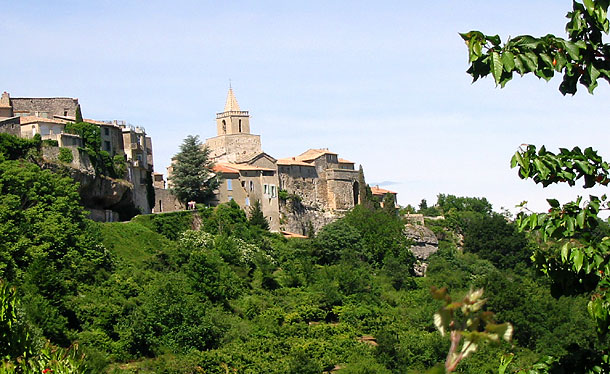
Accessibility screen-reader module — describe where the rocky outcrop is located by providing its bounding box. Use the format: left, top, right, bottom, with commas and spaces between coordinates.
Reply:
279, 199, 342, 236
404, 224, 439, 276
41, 148, 140, 221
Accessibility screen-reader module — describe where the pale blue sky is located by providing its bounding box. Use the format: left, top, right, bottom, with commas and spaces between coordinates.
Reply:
2, 1, 608, 214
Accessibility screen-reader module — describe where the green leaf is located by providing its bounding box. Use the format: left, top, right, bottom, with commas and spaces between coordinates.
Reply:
547, 198, 560, 208
540, 53, 553, 68
486, 34, 501, 46
573, 249, 584, 272
563, 41, 581, 60
513, 54, 525, 74
491, 51, 503, 84
501, 51, 515, 71
584, 0, 595, 15
561, 242, 570, 262
576, 209, 586, 228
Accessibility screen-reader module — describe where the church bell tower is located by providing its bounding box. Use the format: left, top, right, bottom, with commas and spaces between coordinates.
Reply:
216, 87, 251, 135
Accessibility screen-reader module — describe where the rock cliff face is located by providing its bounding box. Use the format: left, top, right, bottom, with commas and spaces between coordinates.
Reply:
404, 224, 439, 276
73, 169, 138, 220
42, 147, 140, 221
279, 199, 343, 236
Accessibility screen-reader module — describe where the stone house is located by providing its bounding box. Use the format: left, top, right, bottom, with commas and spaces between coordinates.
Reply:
0, 91, 155, 218
19, 116, 83, 147
211, 163, 280, 228
160, 88, 370, 233
371, 185, 398, 207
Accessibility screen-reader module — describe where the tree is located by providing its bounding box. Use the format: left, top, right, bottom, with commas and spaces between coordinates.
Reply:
382, 193, 398, 216
248, 200, 269, 230
169, 135, 218, 205
75, 104, 83, 123
357, 165, 375, 210
461, 1, 610, 95
463, 1, 610, 371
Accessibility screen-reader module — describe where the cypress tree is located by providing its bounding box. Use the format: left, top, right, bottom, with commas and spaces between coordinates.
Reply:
248, 200, 269, 230
357, 165, 374, 210
75, 104, 83, 123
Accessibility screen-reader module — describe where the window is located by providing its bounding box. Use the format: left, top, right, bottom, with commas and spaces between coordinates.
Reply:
264, 184, 269, 195
227, 179, 233, 191
245, 197, 250, 206
271, 185, 276, 198
104, 141, 111, 152
241, 181, 245, 188
222, 120, 227, 133
228, 196, 233, 201
249, 181, 254, 191
104, 128, 110, 136
239, 119, 242, 132
63, 110, 68, 116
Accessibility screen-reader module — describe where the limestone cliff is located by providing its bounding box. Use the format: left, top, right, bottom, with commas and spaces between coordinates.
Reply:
42, 146, 141, 221
404, 224, 439, 276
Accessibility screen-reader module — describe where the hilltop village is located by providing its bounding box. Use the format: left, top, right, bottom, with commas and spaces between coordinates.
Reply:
0, 89, 397, 234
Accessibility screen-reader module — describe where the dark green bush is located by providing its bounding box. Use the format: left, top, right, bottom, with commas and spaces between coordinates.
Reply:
58, 147, 74, 163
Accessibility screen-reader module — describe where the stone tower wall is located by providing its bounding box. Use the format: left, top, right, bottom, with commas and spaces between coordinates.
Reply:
206, 134, 262, 163
216, 114, 250, 135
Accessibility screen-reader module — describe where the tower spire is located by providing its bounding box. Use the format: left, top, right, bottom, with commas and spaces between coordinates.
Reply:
224, 86, 240, 112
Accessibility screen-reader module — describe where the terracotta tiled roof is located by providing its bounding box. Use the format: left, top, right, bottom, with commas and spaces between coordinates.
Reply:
212, 164, 240, 174
370, 186, 397, 196
19, 116, 68, 125
294, 148, 337, 162
281, 231, 308, 239
215, 162, 275, 172
277, 157, 315, 167
338, 158, 354, 164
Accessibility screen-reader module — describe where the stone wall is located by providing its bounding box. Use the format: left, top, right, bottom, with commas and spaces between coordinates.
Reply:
0, 118, 20, 136
10, 97, 79, 117
206, 134, 262, 163
42, 145, 94, 172
153, 187, 184, 213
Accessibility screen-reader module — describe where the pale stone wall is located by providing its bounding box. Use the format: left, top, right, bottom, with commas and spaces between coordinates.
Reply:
100, 124, 124, 157
153, 187, 184, 213
216, 113, 251, 135
216, 171, 280, 231
42, 145, 94, 172
0, 118, 20, 136
0, 108, 12, 118
11, 97, 79, 118
125, 164, 151, 214
206, 134, 262, 163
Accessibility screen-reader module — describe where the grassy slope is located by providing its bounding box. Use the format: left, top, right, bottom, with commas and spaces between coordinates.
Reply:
97, 220, 175, 265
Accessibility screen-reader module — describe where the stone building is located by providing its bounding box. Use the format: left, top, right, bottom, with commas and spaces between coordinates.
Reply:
157, 87, 396, 234
371, 185, 398, 208
0, 91, 155, 219
167, 88, 371, 233
205, 88, 263, 163
4, 92, 79, 118
276, 148, 359, 234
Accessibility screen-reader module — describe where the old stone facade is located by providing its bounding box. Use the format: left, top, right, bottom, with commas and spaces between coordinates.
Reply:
0, 91, 155, 219
159, 88, 379, 234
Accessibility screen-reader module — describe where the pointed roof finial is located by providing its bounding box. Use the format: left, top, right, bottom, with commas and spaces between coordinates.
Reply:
224, 84, 241, 112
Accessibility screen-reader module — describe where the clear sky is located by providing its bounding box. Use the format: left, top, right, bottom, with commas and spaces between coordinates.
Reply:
2, 1, 608, 215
